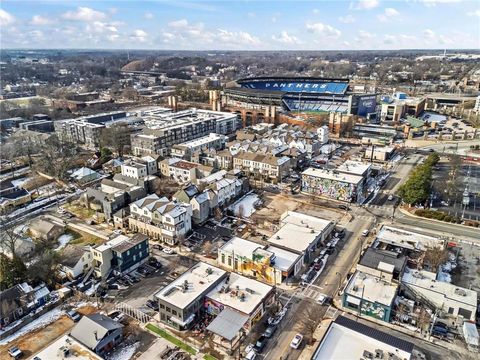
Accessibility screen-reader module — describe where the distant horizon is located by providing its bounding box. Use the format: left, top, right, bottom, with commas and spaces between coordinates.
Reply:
1, 0, 478, 50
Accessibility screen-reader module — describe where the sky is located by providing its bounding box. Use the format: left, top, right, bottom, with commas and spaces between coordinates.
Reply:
0, 0, 479, 50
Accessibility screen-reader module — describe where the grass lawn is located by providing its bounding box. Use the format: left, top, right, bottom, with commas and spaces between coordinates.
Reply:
67, 229, 105, 246
145, 324, 197, 355
64, 202, 96, 219
203, 355, 218, 360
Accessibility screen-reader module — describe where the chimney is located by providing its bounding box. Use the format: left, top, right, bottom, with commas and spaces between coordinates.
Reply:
94, 330, 98, 341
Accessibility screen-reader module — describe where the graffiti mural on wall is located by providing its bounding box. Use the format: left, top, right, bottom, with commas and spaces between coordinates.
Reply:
302, 176, 357, 202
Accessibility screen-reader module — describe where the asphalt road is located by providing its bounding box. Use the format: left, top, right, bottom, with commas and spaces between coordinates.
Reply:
263, 211, 375, 360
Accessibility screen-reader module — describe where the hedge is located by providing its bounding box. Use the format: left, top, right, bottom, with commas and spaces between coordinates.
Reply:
145, 323, 197, 355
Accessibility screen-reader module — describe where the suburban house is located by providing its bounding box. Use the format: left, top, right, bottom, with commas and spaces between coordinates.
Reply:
121, 156, 158, 179
0, 179, 32, 213
160, 158, 214, 184
70, 313, 123, 357
128, 194, 192, 245
0, 282, 51, 329
91, 234, 149, 279
28, 217, 65, 241
70, 167, 101, 184
60, 244, 92, 279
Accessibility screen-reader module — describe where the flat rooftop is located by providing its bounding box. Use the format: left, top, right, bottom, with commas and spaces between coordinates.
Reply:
345, 271, 398, 306
219, 237, 265, 259
177, 133, 225, 148
375, 226, 443, 251
155, 262, 226, 309
280, 211, 333, 233
402, 269, 477, 308
302, 167, 364, 184
313, 316, 414, 360
33, 335, 102, 360
206, 272, 273, 315
265, 245, 302, 272
337, 160, 371, 176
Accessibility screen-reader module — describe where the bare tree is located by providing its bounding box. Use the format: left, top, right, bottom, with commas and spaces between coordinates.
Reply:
297, 306, 321, 344
423, 246, 448, 272
100, 124, 131, 157
416, 307, 432, 334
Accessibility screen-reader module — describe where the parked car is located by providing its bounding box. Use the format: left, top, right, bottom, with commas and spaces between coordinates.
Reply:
244, 344, 254, 354
388, 194, 394, 201
153, 244, 163, 250
149, 257, 162, 269
67, 310, 81, 322
8, 346, 23, 359
263, 325, 277, 338
146, 299, 159, 311
361, 229, 370, 236
338, 204, 349, 211
254, 335, 267, 352
163, 247, 175, 255
290, 334, 303, 349
245, 350, 256, 360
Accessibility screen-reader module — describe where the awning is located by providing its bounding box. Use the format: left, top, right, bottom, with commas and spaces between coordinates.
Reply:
346, 295, 361, 306
170, 313, 195, 327
206, 308, 249, 342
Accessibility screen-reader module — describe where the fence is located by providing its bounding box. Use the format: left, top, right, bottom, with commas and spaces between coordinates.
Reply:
115, 302, 152, 324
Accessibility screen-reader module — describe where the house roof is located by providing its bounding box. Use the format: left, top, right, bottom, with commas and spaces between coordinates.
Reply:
29, 218, 64, 236
70, 313, 123, 350
71, 167, 99, 180
359, 248, 407, 274
61, 244, 87, 268
0, 283, 33, 319
206, 307, 248, 341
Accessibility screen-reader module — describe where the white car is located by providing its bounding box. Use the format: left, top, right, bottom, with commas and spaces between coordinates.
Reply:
362, 229, 370, 236
290, 333, 303, 349
244, 344, 254, 354
388, 194, 394, 201
245, 350, 256, 360
162, 247, 175, 255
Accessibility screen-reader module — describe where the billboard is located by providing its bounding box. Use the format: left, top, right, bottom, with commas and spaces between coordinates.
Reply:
240, 81, 348, 94
357, 95, 377, 116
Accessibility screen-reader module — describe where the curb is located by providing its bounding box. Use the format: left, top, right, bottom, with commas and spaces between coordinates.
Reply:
398, 207, 478, 230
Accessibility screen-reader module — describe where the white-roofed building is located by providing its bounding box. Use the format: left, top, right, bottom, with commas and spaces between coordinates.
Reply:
267, 211, 334, 263
342, 271, 398, 322
313, 315, 414, 360
401, 269, 477, 321
375, 225, 444, 252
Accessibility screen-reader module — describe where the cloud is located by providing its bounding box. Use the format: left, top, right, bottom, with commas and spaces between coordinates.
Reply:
62, 7, 106, 22
306, 22, 341, 38
272, 31, 300, 45
0, 9, 15, 26
377, 7, 400, 22
217, 29, 260, 46
131, 29, 148, 42
423, 29, 436, 39
357, 30, 375, 39
30, 15, 53, 26
144, 12, 154, 20
338, 14, 355, 23
313, 9, 320, 14
168, 19, 189, 28
85, 21, 119, 34
352, 0, 380, 10
420, 0, 462, 7
467, 10, 480, 17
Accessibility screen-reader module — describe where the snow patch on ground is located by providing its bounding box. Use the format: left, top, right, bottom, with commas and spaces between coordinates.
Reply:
55, 233, 74, 251
11, 178, 27, 188
106, 342, 140, 360
0, 307, 64, 345
229, 193, 260, 218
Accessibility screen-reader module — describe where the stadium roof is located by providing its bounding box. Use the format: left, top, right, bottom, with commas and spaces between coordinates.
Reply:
237, 76, 350, 83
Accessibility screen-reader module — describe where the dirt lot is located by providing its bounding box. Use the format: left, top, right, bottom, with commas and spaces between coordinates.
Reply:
68, 229, 105, 246
0, 306, 97, 358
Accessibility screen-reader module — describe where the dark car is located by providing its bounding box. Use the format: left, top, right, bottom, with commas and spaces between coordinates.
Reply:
338, 204, 349, 211
263, 325, 277, 338
254, 335, 267, 352
146, 299, 159, 311
67, 310, 81, 322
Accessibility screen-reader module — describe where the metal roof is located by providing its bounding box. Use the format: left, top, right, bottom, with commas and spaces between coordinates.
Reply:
206, 307, 248, 341
334, 316, 414, 353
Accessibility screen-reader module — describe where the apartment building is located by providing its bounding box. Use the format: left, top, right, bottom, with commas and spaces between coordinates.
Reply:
171, 133, 226, 160
121, 156, 158, 179
128, 194, 192, 245
131, 108, 238, 156
233, 152, 291, 183
91, 234, 149, 279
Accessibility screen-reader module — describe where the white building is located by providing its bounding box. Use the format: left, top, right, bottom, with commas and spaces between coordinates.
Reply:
267, 211, 334, 263
317, 125, 329, 144
313, 315, 414, 360
129, 194, 192, 245
375, 226, 444, 252
401, 269, 477, 321
121, 156, 158, 179
171, 133, 226, 159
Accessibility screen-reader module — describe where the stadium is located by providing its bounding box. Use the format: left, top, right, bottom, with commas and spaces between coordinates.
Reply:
223, 76, 377, 116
